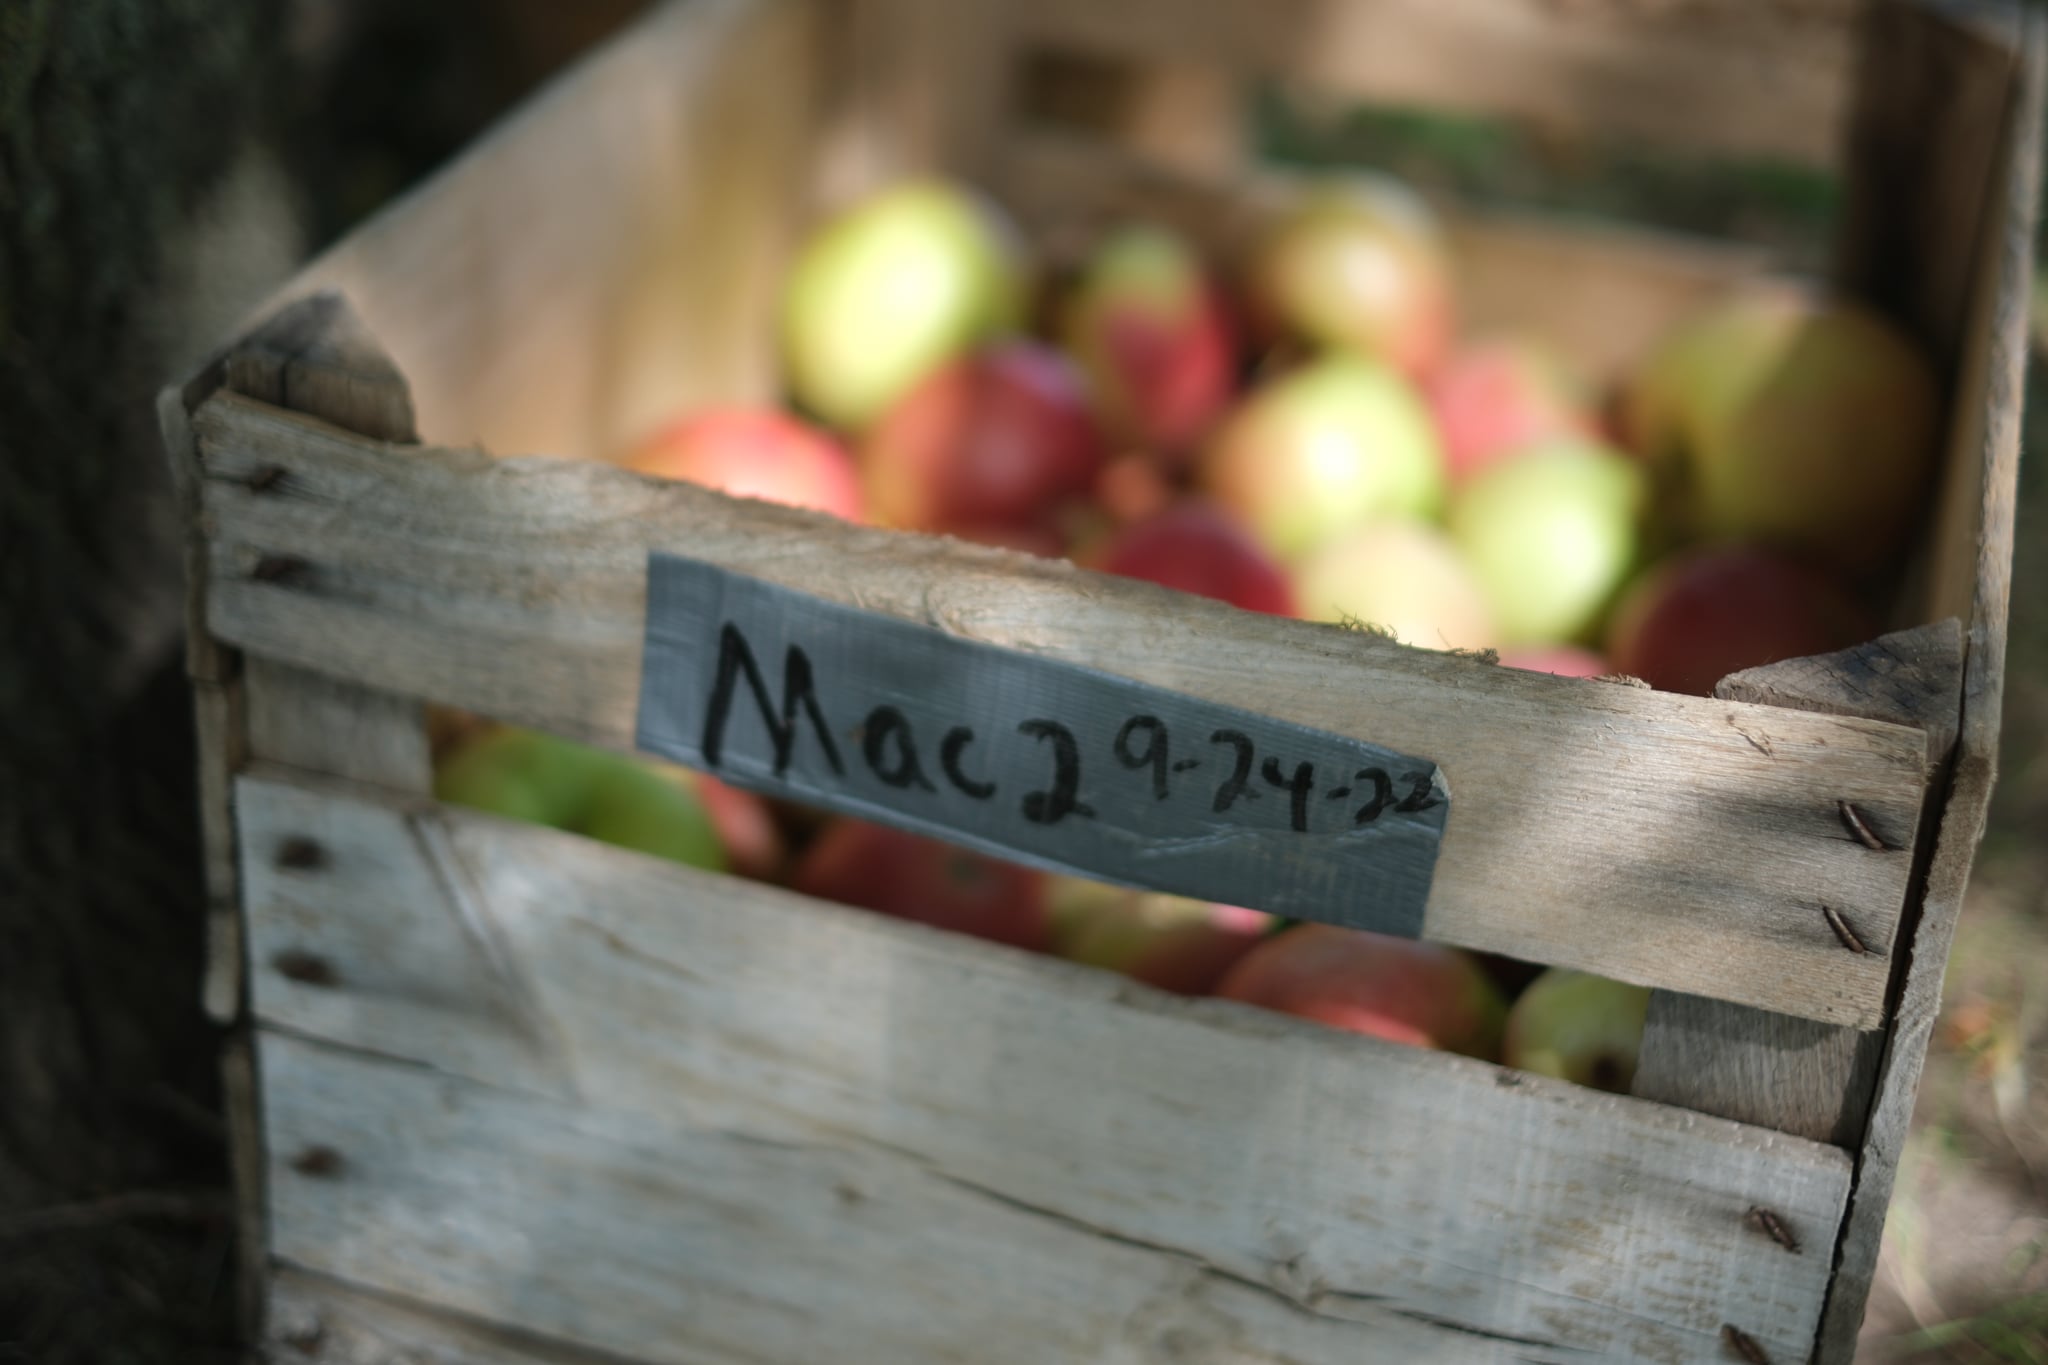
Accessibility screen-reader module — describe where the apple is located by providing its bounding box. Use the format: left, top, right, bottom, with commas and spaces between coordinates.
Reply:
1426, 336, 1598, 484
1200, 352, 1446, 561
1216, 925, 1506, 1059
435, 727, 727, 871
690, 772, 788, 884
1503, 968, 1652, 1093
791, 818, 1052, 952
1242, 172, 1455, 378
1048, 877, 1275, 996
1292, 521, 1496, 652
1449, 439, 1646, 647
780, 179, 1024, 431
1062, 224, 1238, 459
861, 343, 1106, 543
1621, 291, 1941, 571
1605, 545, 1873, 696
624, 407, 864, 520
1083, 500, 1295, 616
1497, 646, 1607, 678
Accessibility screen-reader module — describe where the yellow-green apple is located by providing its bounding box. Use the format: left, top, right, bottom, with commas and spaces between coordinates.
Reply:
1497, 646, 1607, 678
861, 342, 1106, 546
1503, 967, 1652, 1093
1048, 877, 1275, 996
1216, 925, 1506, 1058
625, 407, 864, 521
1621, 291, 1940, 571
435, 727, 729, 871
780, 179, 1024, 431
1425, 336, 1598, 484
1605, 545, 1873, 696
1292, 520, 1496, 652
1449, 439, 1646, 647
1242, 172, 1455, 378
1062, 224, 1238, 460
792, 818, 1052, 953
1080, 500, 1295, 616
1200, 352, 1445, 560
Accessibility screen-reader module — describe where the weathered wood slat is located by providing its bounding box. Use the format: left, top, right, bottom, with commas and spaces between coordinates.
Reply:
1632, 621, 1966, 1145
1007, 0, 1857, 166
198, 396, 1926, 1025
1814, 8, 2045, 1358
267, 1269, 614, 1365
241, 770, 1851, 1364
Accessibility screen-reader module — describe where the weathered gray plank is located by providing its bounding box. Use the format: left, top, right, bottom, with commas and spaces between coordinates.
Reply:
267, 1268, 620, 1365
244, 656, 430, 793
1633, 621, 1966, 1145
242, 768, 1851, 1364
223, 291, 418, 444
1815, 6, 2044, 1357
196, 395, 1928, 1026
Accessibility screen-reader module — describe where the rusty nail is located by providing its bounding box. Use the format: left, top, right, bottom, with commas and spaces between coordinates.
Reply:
272, 949, 339, 987
1721, 1324, 1771, 1364
252, 554, 310, 585
289, 1145, 344, 1178
1746, 1206, 1801, 1253
1821, 904, 1870, 955
245, 465, 287, 493
1837, 800, 1889, 851
275, 836, 326, 871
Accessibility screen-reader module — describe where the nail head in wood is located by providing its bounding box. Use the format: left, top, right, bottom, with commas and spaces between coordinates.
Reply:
1746, 1205, 1801, 1253
275, 835, 327, 871
246, 464, 287, 493
288, 1144, 345, 1179
1837, 799, 1890, 851
272, 948, 339, 987
252, 554, 312, 585
1721, 1323, 1771, 1364
1821, 904, 1871, 955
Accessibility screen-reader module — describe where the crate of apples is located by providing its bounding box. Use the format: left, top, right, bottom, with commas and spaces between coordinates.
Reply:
438, 168, 1940, 1094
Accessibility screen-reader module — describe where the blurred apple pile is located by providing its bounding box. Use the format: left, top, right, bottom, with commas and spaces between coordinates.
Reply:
434, 166, 1944, 1092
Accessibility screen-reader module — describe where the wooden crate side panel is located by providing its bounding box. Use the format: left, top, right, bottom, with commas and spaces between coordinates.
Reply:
998, 0, 1856, 166
997, 132, 1779, 384
267, 1269, 624, 1365
240, 771, 1850, 1364
194, 398, 1924, 1026
1815, 7, 2045, 1359
257, 0, 816, 463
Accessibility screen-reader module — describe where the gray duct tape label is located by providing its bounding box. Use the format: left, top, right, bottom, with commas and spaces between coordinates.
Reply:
637, 552, 1448, 936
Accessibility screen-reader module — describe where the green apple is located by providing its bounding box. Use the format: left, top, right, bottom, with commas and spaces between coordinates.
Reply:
1449, 439, 1646, 646
1503, 968, 1651, 1093
1292, 520, 1497, 652
1047, 876, 1275, 996
1621, 290, 1940, 572
1200, 352, 1446, 561
435, 727, 727, 872
780, 179, 1024, 431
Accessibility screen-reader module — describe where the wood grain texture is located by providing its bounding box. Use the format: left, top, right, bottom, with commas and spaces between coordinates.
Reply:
999, 129, 1778, 382
1815, 9, 2043, 1358
223, 291, 418, 443
1633, 622, 1967, 1146
245, 657, 431, 793
193, 395, 1929, 1025
1009, 0, 1856, 165
251, 0, 815, 463
267, 1269, 618, 1365
241, 769, 1852, 1364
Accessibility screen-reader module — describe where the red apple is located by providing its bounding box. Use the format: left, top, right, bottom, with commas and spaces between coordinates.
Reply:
1448, 439, 1646, 647
1083, 501, 1295, 616
1503, 968, 1651, 1093
780, 179, 1024, 431
1426, 336, 1598, 484
1497, 646, 1607, 678
862, 343, 1106, 542
1292, 521, 1496, 652
1200, 352, 1446, 561
625, 407, 864, 520
1216, 925, 1507, 1059
1063, 225, 1238, 460
791, 818, 1052, 952
684, 772, 787, 884
1242, 172, 1455, 378
1605, 545, 1873, 696
1049, 878, 1275, 996
1621, 291, 1941, 572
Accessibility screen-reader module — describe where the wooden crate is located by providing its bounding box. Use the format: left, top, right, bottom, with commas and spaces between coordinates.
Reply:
160, 1, 2041, 1360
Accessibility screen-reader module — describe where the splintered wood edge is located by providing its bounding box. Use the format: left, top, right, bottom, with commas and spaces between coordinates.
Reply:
240, 767, 1853, 1363
192, 392, 1932, 1026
